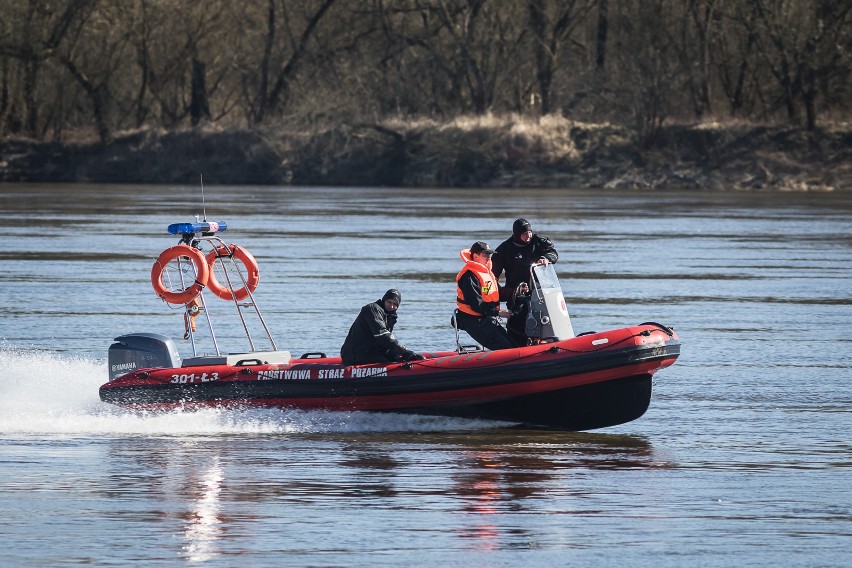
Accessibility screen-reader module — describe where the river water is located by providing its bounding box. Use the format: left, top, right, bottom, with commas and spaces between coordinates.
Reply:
0, 184, 850, 566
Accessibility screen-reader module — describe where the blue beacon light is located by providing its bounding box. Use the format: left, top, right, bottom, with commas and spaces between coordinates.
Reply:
167, 221, 228, 235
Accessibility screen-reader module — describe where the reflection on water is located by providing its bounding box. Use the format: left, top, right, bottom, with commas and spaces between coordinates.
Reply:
93, 430, 670, 540
88, 429, 663, 556
455, 451, 506, 551
182, 456, 224, 562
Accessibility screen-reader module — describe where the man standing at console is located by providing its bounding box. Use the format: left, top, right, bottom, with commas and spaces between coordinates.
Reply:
492, 218, 559, 345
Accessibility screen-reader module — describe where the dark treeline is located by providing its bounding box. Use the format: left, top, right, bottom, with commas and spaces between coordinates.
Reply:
0, 0, 849, 145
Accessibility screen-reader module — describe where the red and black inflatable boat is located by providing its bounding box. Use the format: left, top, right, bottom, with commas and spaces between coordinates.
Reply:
100, 323, 679, 430
99, 220, 681, 431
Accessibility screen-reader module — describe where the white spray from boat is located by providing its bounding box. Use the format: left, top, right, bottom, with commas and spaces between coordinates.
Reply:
0, 348, 499, 435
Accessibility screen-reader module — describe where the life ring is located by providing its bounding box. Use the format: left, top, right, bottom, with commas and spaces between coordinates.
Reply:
205, 243, 260, 301
150, 245, 209, 304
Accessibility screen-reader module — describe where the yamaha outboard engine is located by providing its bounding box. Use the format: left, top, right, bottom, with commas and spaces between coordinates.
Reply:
107, 333, 181, 380
525, 264, 575, 341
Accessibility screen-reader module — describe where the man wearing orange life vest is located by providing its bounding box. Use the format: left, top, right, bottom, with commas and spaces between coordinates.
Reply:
455, 241, 513, 350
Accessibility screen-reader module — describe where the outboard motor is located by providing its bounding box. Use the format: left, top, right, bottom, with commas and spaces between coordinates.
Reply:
107, 333, 181, 380
525, 264, 575, 341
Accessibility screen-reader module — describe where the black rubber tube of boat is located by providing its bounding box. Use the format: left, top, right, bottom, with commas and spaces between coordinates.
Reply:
638, 322, 674, 336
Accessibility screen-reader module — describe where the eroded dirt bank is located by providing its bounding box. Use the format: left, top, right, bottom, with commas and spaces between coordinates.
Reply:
1, 117, 849, 191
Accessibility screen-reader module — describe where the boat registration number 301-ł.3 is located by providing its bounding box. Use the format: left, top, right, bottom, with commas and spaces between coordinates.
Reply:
170, 372, 220, 383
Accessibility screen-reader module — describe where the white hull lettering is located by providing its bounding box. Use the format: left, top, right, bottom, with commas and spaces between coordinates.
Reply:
257, 370, 284, 380
284, 369, 311, 380
170, 372, 219, 384
257, 369, 312, 380
317, 368, 344, 379
350, 367, 387, 378
256, 367, 392, 380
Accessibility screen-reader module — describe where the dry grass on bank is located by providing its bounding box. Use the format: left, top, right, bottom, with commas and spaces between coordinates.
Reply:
1, 115, 850, 191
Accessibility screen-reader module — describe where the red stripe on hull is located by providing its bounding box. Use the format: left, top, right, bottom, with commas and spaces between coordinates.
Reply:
118, 359, 668, 413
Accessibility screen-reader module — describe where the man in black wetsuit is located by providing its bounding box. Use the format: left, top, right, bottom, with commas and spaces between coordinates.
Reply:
492, 218, 559, 345
340, 289, 425, 366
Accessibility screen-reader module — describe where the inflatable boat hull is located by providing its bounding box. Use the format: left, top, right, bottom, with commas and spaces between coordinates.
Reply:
99, 324, 680, 430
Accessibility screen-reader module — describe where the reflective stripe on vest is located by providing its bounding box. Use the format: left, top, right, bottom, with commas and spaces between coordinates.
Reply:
456, 260, 500, 316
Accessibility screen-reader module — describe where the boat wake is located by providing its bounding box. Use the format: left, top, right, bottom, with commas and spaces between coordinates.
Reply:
0, 348, 502, 436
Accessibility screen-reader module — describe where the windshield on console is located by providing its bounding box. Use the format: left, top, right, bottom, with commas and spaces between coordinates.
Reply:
533, 263, 560, 292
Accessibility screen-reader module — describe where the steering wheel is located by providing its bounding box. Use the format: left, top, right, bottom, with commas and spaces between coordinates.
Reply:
509, 282, 529, 314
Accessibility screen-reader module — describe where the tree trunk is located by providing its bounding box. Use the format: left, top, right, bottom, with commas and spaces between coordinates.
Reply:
0, 57, 9, 132
190, 58, 211, 126
264, 0, 337, 123
528, 0, 551, 114
24, 59, 39, 137
61, 56, 111, 143
596, 0, 608, 71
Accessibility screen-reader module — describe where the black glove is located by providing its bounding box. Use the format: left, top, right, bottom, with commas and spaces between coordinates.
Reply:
402, 349, 426, 361
483, 301, 501, 316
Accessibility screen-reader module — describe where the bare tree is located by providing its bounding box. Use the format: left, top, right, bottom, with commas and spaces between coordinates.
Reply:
527, 0, 595, 115
680, 0, 720, 119
235, 0, 338, 126
715, 0, 761, 116
595, 0, 608, 70
0, 0, 95, 137
609, 1, 680, 144
744, 0, 851, 129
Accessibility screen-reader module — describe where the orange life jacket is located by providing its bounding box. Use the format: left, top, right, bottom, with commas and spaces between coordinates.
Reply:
456, 249, 500, 316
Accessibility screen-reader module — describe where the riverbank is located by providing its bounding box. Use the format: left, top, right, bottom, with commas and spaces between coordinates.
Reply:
1, 116, 849, 191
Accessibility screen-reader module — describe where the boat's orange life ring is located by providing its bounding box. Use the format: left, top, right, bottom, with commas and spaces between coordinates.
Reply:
205, 243, 260, 301
150, 245, 209, 305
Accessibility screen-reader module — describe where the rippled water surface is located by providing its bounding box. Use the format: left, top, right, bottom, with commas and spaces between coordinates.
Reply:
1, 184, 850, 566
